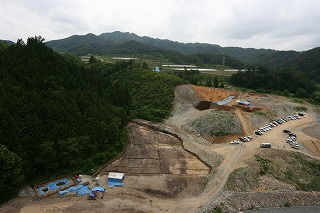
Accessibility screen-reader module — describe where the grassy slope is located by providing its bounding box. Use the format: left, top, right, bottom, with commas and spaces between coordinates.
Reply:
226, 149, 320, 192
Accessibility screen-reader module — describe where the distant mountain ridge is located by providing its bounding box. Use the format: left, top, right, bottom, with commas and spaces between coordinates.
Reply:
46, 31, 320, 79
0, 40, 15, 45
47, 31, 281, 64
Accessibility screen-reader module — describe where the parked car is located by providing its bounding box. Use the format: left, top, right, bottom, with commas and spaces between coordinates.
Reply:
283, 129, 290, 133
243, 137, 250, 142
230, 140, 240, 144
255, 130, 263, 135
287, 138, 293, 143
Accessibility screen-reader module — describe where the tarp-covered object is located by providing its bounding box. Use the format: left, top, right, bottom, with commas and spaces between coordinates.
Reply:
35, 177, 75, 198
108, 179, 124, 188
58, 184, 91, 196
92, 186, 105, 192
76, 186, 91, 196
213, 96, 235, 105
236, 99, 251, 106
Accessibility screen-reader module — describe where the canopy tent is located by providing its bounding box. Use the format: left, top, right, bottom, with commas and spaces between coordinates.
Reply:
108, 172, 125, 188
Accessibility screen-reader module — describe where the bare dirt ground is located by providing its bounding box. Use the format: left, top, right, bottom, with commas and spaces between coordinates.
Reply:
1, 84, 320, 213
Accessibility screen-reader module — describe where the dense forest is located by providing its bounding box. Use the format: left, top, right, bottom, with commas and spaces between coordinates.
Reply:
0, 37, 183, 202
229, 65, 320, 103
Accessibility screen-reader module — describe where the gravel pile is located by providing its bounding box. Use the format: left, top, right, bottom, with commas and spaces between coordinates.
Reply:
222, 191, 320, 212
184, 110, 243, 137
194, 191, 320, 213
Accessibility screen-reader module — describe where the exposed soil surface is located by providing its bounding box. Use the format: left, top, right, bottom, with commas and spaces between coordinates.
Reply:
2, 84, 320, 213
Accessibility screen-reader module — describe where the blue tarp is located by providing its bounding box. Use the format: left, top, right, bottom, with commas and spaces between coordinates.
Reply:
35, 178, 74, 197
54, 178, 70, 186
108, 178, 124, 188
37, 186, 48, 196
48, 182, 58, 191
76, 186, 91, 196
237, 100, 251, 106
92, 186, 105, 192
58, 184, 87, 196
213, 95, 235, 105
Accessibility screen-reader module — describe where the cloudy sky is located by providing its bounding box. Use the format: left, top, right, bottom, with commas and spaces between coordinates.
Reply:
1, 0, 320, 51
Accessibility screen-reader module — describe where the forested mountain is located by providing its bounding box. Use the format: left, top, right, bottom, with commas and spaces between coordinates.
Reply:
252, 50, 301, 68
0, 40, 15, 45
47, 31, 301, 66
45, 33, 114, 55
284, 47, 320, 82
0, 37, 184, 202
46, 31, 320, 82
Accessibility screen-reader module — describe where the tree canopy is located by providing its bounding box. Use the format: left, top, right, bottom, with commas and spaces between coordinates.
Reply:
229, 65, 317, 97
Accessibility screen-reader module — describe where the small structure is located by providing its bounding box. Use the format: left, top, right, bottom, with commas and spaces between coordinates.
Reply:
236, 100, 251, 106
153, 67, 160, 72
108, 172, 125, 188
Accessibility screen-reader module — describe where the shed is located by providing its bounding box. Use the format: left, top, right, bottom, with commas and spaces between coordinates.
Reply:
108, 172, 125, 188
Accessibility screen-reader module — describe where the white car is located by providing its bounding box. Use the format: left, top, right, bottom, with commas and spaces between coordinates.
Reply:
230, 140, 240, 144
287, 139, 293, 143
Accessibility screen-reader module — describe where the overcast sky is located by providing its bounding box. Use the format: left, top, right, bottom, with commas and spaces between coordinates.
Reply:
1, 0, 320, 51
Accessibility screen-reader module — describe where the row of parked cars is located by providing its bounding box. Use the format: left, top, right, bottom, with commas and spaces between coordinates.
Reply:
255, 113, 303, 136
283, 130, 300, 149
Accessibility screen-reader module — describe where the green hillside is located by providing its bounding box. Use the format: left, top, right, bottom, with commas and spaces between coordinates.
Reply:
0, 37, 184, 203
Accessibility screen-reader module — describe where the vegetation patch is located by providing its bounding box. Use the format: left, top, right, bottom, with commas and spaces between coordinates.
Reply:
255, 156, 272, 175
226, 150, 320, 193
225, 167, 259, 192
293, 106, 307, 112
211, 131, 229, 137
255, 151, 320, 191
254, 110, 266, 116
